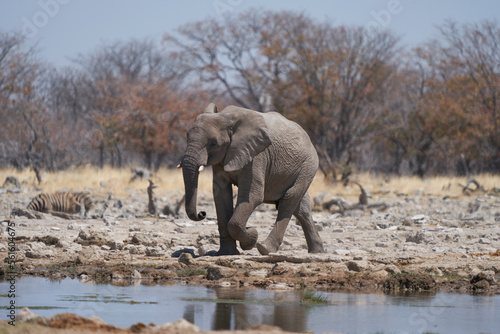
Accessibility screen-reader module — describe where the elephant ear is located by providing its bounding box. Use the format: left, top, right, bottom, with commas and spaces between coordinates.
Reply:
203, 103, 218, 114
224, 109, 271, 172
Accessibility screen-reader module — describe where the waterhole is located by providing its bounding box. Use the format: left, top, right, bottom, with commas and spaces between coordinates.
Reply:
1, 277, 498, 333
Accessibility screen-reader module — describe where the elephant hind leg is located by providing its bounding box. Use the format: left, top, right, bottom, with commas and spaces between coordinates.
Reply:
257, 192, 302, 255
294, 193, 325, 253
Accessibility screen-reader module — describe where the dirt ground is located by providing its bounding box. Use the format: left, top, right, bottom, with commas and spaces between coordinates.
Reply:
0, 316, 293, 334
1, 175, 499, 332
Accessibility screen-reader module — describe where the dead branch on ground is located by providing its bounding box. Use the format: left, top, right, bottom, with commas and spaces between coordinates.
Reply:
2, 176, 20, 188
163, 194, 185, 216
130, 167, 151, 182
147, 179, 158, 216
459, 179, 486, 194
321, 181, 389, 214
98, 194, 112, 218
11, 207, 44, 219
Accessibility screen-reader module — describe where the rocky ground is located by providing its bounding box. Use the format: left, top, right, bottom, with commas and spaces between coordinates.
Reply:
1, 309, 292, 334
1, 183, 499, 332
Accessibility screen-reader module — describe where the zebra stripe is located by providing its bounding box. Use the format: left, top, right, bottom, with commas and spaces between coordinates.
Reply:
73, 192, 93, 212
27, 192, 88, 214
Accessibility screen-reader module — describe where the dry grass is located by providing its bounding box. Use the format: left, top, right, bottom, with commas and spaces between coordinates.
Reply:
1, 166, 498, 200
0, 166, 211, 198
309, 173, 500, 200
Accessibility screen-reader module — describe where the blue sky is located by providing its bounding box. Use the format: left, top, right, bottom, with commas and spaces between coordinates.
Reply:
1, 0, 499, 67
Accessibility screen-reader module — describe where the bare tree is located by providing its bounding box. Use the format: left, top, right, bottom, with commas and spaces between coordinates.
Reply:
67, 39, 189, 168
437, 20, 500, 172
165, 11, 400, 178
270, 22, 400, 178
164, 9, 285, 111
0, 32, 50, 171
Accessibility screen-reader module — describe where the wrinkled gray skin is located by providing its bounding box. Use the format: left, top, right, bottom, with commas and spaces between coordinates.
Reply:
181, 103, 325, 255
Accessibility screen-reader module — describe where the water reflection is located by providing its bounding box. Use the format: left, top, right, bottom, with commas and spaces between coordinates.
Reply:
211, 288, 248, 329
208, 288, 308, 332
183, 287, 309, 332
1, 277, 498, 333
183, 304, 196, 324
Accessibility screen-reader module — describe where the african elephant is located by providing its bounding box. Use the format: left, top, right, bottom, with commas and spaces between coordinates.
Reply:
180, 103, 324, 255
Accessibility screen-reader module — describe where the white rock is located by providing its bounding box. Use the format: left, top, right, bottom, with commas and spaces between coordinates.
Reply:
103, 217, 117, 226
55, 240, 70, 249
132, 269, 142, 279
202, 220, 217, 225
249, 269, 269, 277
432, 247, 447, 253
332, 249, 350, 256
349, 249, 368, 256
17, 244, 31, 251
346, 260, 371, 272
406, 230, 439, 244
385, 264, 401, 274
479, 238, 491, 244
88, 316, 106, 324
66, 243, 83, 253
135, 245, 147, 255
157, 319, 200, 332
110, 240, 124, 250
28, 242, 47, 252
445, 228, 464, 233
176, 222, 194, 228
17, 308, 39, 322
269, 283, 293, 290
422, 226, 444, 232
198, 244, 218, 256
146, 247, 165, 257
411, 214, 429, 224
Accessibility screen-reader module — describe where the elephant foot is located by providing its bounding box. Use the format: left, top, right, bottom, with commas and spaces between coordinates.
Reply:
239, 227, 258, 250
256, 238, 280, 255
216, 246, 240, 256
256, 242, 270, 255
308, 242, 325, 254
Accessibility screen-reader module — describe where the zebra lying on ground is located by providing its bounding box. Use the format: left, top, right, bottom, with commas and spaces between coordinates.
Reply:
27, 192, 93, 216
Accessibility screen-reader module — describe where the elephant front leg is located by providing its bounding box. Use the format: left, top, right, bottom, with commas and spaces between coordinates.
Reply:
213, 170, 239, 255
226, 167, 263, 251
227, 202, 259, 251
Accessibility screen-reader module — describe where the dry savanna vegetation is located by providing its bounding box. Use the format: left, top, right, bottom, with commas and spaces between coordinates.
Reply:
2, 166, 499, 201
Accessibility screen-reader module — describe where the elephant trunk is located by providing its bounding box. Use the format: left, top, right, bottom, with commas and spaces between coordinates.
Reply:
182, 152, 206, 221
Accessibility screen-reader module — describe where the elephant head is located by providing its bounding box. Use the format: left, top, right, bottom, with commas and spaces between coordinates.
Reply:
181, 103, 271, 221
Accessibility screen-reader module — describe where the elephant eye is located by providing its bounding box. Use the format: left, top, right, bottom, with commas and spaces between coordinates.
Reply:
209, 140, 218, 148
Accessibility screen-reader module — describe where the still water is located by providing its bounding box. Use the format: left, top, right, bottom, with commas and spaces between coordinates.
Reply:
1, 277, 498, 333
